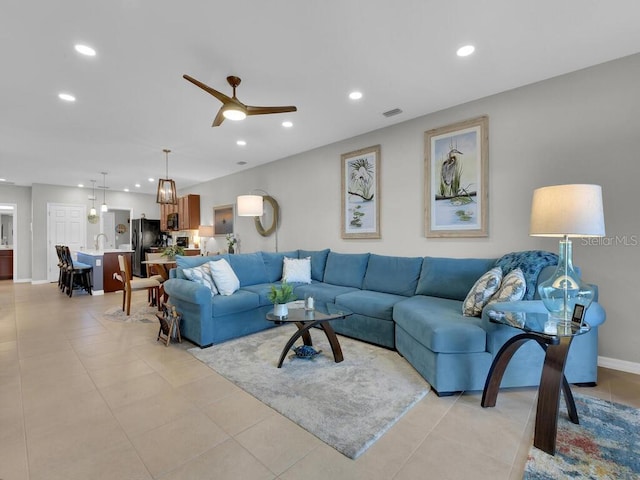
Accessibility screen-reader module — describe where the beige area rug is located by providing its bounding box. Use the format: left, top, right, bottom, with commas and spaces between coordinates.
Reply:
190, 325, 430, 459
103, 301, 159, 323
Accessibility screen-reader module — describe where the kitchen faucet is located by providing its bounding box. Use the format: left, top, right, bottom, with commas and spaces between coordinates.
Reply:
95, 233, 108, 250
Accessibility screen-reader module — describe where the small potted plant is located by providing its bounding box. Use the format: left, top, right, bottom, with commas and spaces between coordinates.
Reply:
226, 233, 237, 254
162, 245, 185, 260
268, 281, 296, 317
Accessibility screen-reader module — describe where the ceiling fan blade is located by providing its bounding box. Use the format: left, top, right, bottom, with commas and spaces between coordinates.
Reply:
212, 107, 226, 127
183, 74, 232, 104
246, 105, 298, 116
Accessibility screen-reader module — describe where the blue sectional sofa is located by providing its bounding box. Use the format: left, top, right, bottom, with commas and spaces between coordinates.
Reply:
163, 249, 606, 395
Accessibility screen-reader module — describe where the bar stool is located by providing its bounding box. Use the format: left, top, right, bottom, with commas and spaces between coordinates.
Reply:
62, 246, 93, 297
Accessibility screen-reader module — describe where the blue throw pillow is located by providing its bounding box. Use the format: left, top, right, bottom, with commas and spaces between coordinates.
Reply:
494, 251, 558, 300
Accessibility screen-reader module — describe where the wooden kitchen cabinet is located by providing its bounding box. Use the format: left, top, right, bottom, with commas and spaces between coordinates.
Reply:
159, 194, 200, 231
179, 194, 200, 230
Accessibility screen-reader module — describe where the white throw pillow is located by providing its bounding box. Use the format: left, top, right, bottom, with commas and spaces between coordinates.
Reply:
462, 267, 503, 317
489, 268, 526, 304
208, 259, 240, 296
182, 263, 218, 297
282, 256, 311, 284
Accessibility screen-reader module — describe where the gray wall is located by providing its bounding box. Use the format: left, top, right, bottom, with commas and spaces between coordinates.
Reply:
186, 53, 640, 365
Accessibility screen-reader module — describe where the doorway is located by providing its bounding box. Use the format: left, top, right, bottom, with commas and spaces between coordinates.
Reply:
0, 204, 17, 281
100, 208, 133, 250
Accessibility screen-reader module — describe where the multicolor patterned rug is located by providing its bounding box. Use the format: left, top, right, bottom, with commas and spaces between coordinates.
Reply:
524, 393, 640, 479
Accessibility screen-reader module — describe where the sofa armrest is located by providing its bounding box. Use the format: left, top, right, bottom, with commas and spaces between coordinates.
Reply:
481, 300, 606, 328
163, 278, 211, 305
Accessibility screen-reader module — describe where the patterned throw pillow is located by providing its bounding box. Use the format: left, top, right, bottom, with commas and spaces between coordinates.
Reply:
208, 259, 240, 296
282, 256, 312, 284
489, 268, 526, 304
495, 251, 558, 300
462, 267, 503, 317
182, 263, 218, 297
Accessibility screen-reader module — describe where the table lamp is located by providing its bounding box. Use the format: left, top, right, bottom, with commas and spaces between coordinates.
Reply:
529, 184, 605, 327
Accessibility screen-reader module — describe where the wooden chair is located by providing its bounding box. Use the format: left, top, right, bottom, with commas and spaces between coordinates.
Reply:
62, 246, 93, 297
145, 252, 167, 306
115, 254, 161, 316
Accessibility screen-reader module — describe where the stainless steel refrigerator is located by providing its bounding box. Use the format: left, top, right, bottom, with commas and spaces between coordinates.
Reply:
131, 218, 161, 277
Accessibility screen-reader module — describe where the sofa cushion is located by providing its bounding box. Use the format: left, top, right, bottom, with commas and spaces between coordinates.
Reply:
462, 267, 503, 316
211, 289, 260, 317
282, 256, 311, 284
261, 250, 299, 282
362, 254, 423, 296
208, 259, 240, 295
227, 252, 269, 286
298, 249, 330, 281
393, 296, 487, 353
176, 253, 227, 270
489, 268, 526, 303
495, 250, 558, 300
323, 252, 370, 288
293, 282, 359, 303
416, 257, 497, 301
182, 263, 218, 297
335, 290, 405, 321
241, 283, 279, 307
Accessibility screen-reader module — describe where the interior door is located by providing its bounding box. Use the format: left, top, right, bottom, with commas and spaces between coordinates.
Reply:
47, 203, 87, 282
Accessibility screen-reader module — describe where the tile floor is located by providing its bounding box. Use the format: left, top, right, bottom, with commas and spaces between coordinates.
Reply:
1, 281, 639, 479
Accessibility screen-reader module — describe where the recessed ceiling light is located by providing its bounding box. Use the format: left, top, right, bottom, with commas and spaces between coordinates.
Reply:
135, 183, 141, 188
58, 93, 76, 102
282, 121, 293, 128
148, 178, 154, 182
78, 183, 84, 188
0, 178, 6, 182
124, 188, 129, 192
236, 140, 247, 146
349, 91, 363, 100
74, 44, 96, 56
456, 45, 475, 57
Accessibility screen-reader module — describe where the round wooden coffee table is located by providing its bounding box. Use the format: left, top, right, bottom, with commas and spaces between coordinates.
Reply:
266, 301, 352, 368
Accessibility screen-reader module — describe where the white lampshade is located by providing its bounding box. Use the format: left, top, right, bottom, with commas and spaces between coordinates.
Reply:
198, 225, 214, 237
530, 184, 605, 238
237, 195, 263, 216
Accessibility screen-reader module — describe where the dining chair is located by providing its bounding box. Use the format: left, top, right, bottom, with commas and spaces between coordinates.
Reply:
115, 254, 161, 315
145, 252, 167, 306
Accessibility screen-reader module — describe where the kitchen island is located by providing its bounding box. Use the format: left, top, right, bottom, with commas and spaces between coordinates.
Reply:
76, 249, 133, 294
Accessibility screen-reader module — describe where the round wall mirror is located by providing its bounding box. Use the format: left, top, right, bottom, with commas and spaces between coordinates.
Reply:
254, 195, 279, 237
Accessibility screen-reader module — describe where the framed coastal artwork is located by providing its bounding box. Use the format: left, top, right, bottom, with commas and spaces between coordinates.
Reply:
424, 116, 488, 237
341, 145, 381, 239
213, 204, 234, 236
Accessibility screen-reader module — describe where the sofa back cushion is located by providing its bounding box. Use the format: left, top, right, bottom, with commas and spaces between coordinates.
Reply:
227, 252, 269, 286
298, 249, 330, 281
362, 254, 423, 296
494, 250, 558, 300
323, 252, 370, 288
175, 254, 227, 279
416, 257, 497, 301
261, 251, 299, 282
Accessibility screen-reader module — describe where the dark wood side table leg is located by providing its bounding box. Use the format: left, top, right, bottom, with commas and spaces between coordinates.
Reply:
294, 321, 313, 346
534, 336, 574, 455
482, 333, 544, 407
319, 320, 344, 363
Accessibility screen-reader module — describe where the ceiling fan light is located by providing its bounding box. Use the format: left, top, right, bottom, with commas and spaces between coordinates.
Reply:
222, 106, 247, 121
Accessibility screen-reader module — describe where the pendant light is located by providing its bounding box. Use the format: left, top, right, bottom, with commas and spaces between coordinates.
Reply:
100, 172, 108, 213
156, 148, 178, 204
89, 180, 97, 216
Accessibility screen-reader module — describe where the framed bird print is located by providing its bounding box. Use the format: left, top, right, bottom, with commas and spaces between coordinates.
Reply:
424, 116, 488, 237
341, 145, 381, 239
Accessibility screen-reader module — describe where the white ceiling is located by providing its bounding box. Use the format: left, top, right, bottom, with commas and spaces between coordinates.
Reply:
2, 0, 640, 195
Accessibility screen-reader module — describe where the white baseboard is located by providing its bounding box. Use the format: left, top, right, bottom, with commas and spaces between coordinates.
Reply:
92, 290, 104, 296
31, 279, 49, 285
14, 278, 32, 283
598, 356, 640, 375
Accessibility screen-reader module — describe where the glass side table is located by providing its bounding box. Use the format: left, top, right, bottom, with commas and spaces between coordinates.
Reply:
481, 310, 590, 455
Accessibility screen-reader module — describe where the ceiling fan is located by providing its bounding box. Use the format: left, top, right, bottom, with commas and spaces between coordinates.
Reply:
183, 74, 297, 127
